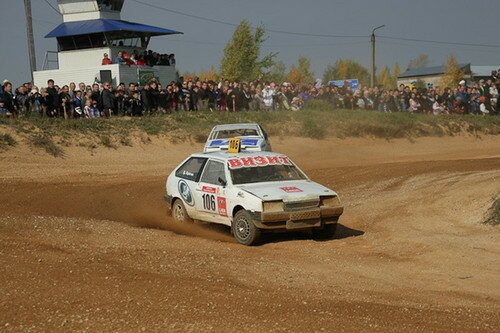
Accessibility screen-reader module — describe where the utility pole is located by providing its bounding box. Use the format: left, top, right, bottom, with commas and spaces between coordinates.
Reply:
370, 25, 385, 88
24, 0, 37, 82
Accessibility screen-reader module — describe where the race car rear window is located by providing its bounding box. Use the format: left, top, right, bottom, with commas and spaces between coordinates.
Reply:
175, 157, 208, 182
213, 129, 259, 139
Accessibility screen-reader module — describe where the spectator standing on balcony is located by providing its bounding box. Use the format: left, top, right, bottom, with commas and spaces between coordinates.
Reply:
115, 52, 125, 65
169, 54, 176, 66
102, 53, 112, 65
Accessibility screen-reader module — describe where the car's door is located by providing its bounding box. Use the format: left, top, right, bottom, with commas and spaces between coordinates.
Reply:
194, 159, 230, 225
174, 156, 208, 220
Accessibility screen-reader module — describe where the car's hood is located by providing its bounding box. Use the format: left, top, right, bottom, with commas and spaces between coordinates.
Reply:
237, 180, 336, 201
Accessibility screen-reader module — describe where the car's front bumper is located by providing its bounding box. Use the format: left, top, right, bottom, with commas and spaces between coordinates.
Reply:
249, 206, 343, 230
164, 194, 173, 205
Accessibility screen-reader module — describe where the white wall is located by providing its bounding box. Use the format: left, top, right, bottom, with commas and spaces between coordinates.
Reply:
63, 11, 121, 22
33, 64, 177, 88
33, 65, 120, 88
58, 47, 112, 69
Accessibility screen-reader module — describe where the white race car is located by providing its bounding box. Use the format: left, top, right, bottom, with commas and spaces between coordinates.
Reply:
204, 123, 272, 152
165, 150, 343, 245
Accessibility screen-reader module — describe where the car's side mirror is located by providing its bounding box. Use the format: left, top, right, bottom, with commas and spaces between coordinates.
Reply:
218, 177, 227, 187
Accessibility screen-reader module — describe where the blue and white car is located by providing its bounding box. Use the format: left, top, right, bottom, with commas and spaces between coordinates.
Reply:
165, 151, 344, 245
204, 123, 272, 152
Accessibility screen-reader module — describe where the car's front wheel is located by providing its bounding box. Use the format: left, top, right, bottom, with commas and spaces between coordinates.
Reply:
171, 199, 192, 224
232, 210, 261, 246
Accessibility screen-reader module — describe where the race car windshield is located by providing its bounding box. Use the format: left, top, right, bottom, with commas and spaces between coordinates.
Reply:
230, 164, 307, 185
213, 129, 259, 139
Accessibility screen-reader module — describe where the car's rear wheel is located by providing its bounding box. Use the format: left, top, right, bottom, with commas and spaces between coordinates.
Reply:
312, 223, 337, 240
171, 199, 192, 224
232, 210, 261, 246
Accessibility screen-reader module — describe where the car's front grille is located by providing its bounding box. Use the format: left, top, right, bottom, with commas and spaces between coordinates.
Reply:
283, 200, 319, 212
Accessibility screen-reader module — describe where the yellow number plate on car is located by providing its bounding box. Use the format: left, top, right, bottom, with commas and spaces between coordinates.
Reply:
228, 138, 241, 153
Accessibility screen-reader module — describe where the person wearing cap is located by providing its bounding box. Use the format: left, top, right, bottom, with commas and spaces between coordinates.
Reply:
101, 53, 112, 65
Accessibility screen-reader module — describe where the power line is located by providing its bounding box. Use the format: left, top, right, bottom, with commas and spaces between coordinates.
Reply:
165, 38, 369, 48
130, 0, 500, 49
379, 35, 500, 49
130, 0, 366, 39
42, 0, 62, 16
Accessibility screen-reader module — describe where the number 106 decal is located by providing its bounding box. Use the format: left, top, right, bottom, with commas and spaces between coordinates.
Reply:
202, 194, 216, 211
202, 194, 228, 217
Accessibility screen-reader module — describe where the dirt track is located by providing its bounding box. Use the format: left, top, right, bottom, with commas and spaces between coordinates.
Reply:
0, 135, 499, 332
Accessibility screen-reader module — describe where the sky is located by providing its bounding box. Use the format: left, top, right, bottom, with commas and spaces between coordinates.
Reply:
1, 0, 500, 85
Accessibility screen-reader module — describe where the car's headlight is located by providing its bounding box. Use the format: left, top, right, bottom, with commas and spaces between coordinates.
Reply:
262, 201, 283, 212
320, 196, 341, 207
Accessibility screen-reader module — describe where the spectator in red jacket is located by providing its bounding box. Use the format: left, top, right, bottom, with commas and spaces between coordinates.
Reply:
101, 53, 112, 65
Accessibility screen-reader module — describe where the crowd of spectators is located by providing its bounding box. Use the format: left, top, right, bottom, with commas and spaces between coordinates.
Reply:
1, 71, 499, 118
102, 51, 175, 67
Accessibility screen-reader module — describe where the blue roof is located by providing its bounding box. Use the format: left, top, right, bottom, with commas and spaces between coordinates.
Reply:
398, 63, 470, 78
46, 19, 182, 38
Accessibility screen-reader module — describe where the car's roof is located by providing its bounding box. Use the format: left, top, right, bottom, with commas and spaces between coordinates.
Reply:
191, 150, 286, 161
211, 123, 261, 131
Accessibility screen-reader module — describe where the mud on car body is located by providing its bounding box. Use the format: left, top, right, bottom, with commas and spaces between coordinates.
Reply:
165, 151, 343, 245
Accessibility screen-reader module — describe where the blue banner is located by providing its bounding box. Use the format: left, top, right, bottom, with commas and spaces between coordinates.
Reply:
328, 79, 359, 91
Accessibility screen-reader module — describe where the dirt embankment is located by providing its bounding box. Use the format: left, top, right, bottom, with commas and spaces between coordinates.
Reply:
0, 136, 499, 332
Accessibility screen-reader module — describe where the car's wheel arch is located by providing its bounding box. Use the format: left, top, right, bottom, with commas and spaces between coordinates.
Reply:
232, 205, 246, 218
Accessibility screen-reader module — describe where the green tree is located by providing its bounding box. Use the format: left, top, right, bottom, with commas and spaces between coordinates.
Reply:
263, 60, 287, 83
377, 66, 394, 89
220, 20, 276, 81
322, 59, 370, 86
393, 63, 401, 85
407, 54, 429, 70
414, 79, 427, 89
287, 56, 314, 85
441, 54, 464, 88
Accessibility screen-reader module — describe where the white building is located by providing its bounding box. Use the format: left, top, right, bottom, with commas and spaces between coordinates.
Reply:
33, 0, 182, 88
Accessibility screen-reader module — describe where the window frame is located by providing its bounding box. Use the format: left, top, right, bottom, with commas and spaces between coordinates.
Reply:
199, 159, 227, 186
175, 157, 208, 182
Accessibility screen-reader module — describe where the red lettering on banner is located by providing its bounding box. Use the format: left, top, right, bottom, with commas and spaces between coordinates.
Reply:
240, 157, 256, 167
202, 186, 217, 194
280, 156, 292, 165
280, 186, 303, 193
228, 158, 243, 169
217, 197, 228, 217
254, 156, 267, 166
267, 156, 280, 165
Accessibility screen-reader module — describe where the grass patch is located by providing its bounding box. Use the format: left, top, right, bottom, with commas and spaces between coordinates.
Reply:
29, 133, 64, 157
119, 136, 133, 147
0, 133, 17, 150
0, 104, 498, 155
100, 135, 117, 149
483, 196, 500, 226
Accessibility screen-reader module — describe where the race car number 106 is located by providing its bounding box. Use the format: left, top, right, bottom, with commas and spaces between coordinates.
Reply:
202, 194, 216, 211
228, 138, 241, 153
